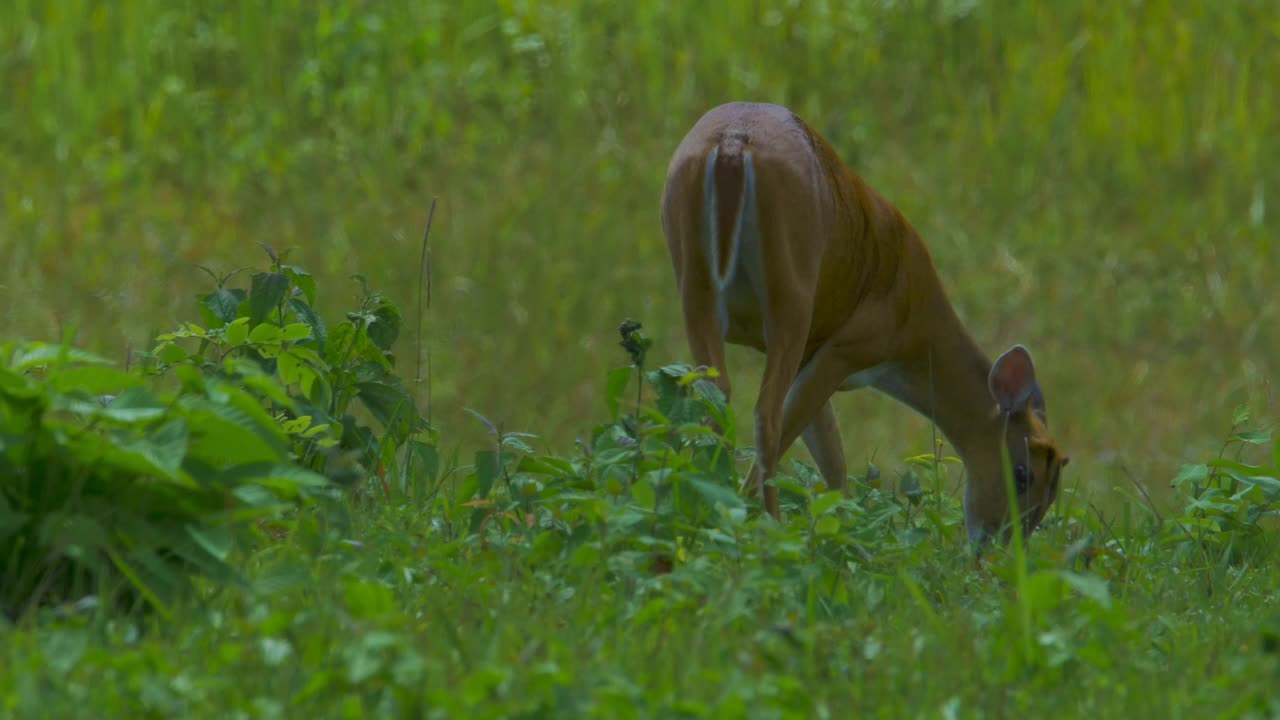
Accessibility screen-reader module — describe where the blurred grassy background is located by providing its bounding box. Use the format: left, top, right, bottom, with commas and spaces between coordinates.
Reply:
2, 0, 1275, 508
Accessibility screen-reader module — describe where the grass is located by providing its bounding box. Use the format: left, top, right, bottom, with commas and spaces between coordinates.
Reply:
2, 331, 1278, 716
1, 1, 1279, 717
3, 1, 1276, 487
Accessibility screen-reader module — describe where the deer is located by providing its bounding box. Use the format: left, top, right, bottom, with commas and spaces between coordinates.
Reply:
660, 102, 1069, 544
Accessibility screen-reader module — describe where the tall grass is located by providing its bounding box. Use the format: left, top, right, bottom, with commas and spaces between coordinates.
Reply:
2, 1, 1277, 506
2, 6, 1280, 714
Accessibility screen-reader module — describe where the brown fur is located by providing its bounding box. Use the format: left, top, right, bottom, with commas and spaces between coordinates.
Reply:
660, 102, 1068, 543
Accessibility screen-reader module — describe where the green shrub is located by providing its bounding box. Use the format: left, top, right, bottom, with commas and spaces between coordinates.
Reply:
0, 250, 438, 621
0, 339, 331, 620
437, 321, 974, 598
1165, 409, 1279, 566
144, 246, 436, 498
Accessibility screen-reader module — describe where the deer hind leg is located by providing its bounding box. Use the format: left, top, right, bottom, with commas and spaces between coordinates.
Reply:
747, 338, 855, 512
737, 219, 821, 516
801, 399, 847, 492
744, 302, 812, 518
676, 266, 732, 408
663, 153, 734, 408
775, 299, 905, 507
747, 297, 901, 516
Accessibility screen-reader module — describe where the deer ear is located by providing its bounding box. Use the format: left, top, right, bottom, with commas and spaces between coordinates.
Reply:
989, 344, 1044, 415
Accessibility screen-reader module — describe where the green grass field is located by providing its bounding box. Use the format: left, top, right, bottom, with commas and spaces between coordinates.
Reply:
2, 2, 1279, 717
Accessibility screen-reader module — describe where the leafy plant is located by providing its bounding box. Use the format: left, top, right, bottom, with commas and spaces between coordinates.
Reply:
1166, 408, 1278, 566
144, 246, 435, 498
0, 340, 332, 620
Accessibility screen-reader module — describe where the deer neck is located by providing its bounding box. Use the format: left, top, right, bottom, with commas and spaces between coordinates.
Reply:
884, 255, 1003, 464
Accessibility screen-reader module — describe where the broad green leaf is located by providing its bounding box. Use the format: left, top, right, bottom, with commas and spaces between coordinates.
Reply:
356, 380, 416, 439
293, 367, 320, 406
11, 343, 110, 371
108, 417, 190, 480
1023, 571, 1069, 613
631, 475, 656, 510
249, 323, 283, 344
253, 559, 312, 595
325, 323, 357, 364
201, 287, 245, 326
307, 371, 333, 411
810, 490, 845, 517
691, 377, 728, 418
288, 298, 328, 347
366, 300, 403, 351
217, 383, 291, 444
232, 369, 296, 409
186, 524, 233, 561
1171, 463, 1209, 487
164, 530, 244, 586
183, 401, 287, 466
690, 477, 743, 510
516, 455, 574, 477
410, 440, 439, 485
174, 363, 207, 393
501, 433, 536, 454
1208, 458, 1274, 476
282, 264, 317, 305
232, 484, 288, 508
283, 323, 312, 341
1057, 571, 1112, 609
156, 341, 188, 365
224, 317, 251, 346
1227, 471, 1280, 498
303, 423, 332, 440
815, 514, 841, 536
277, 349, 302, 386
91, 387, 168, 424
281, 415, 313, 435
38, 512, 112, 553
219, 462, 329, 490
249, 272, 290, 325
475, 450, 499, 498
1232, 429, 1271, 446
343, 577, 397, 620
605, 366, 631, 418
0, 366, 39, 398
523, 529, 564, 565
284, 345, 326, 367
40, 629, 89, 677
53, 394, 140, 422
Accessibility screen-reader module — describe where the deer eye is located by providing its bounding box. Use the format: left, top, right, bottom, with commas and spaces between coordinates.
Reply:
1014, 464, 1031, 494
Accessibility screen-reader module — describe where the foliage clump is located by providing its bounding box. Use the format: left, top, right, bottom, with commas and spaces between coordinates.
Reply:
0, 249, 430, 621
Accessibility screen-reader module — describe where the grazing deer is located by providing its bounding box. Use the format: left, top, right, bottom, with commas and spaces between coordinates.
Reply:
660, 102, 1068, 543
